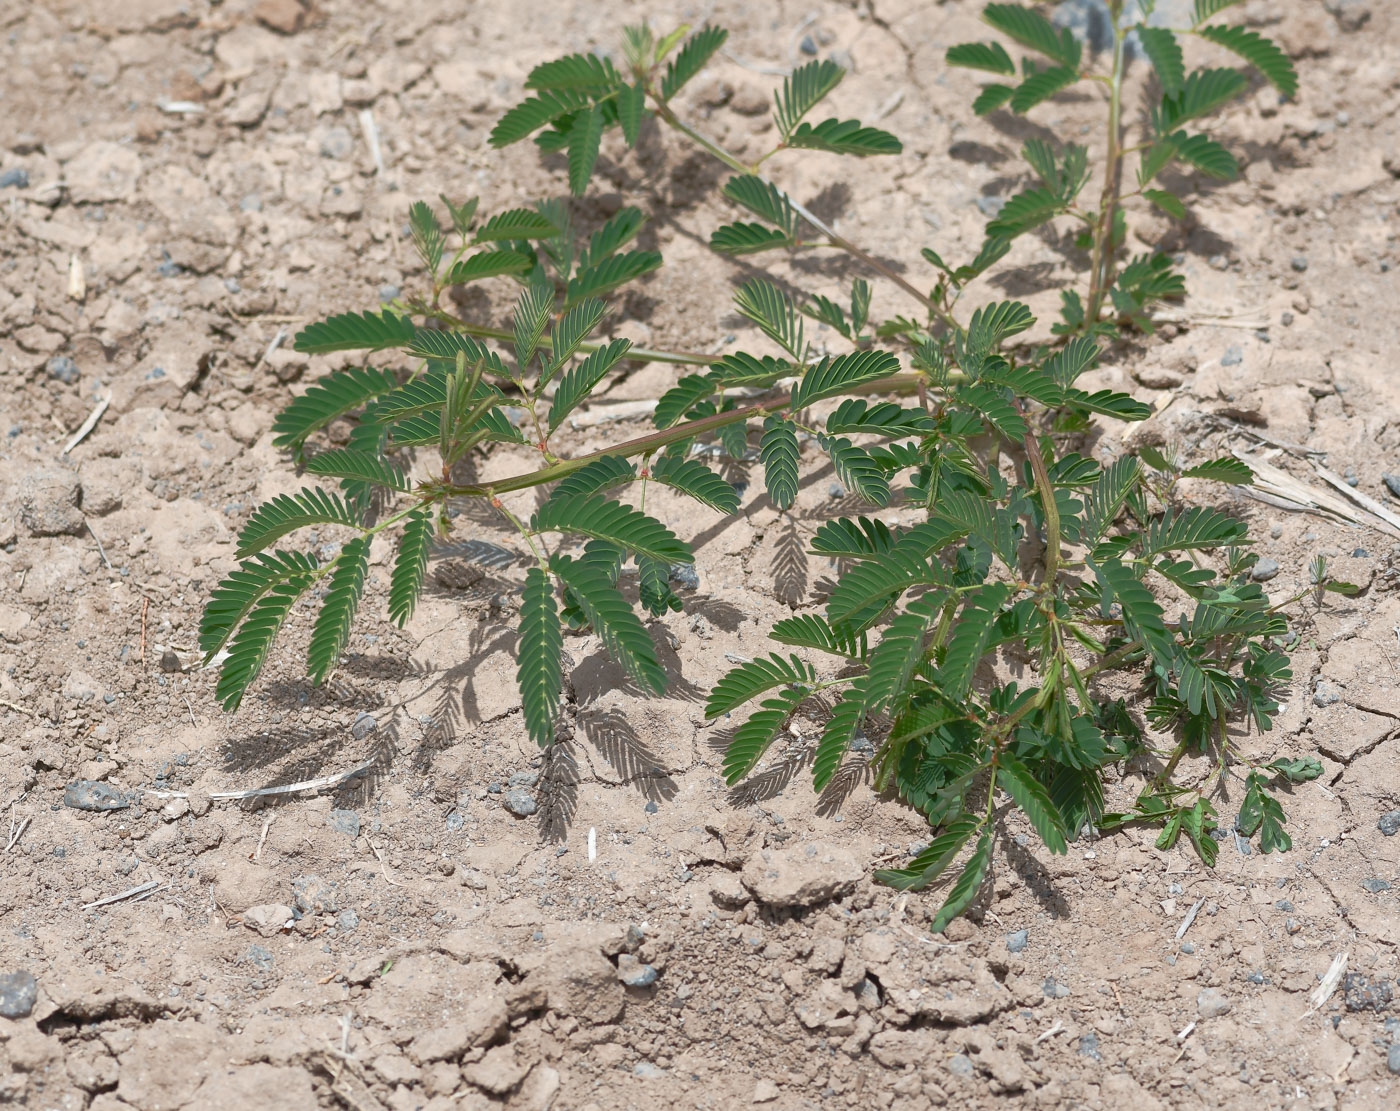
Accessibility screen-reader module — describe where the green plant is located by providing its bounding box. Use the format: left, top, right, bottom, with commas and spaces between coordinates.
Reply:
202, 4, 1336, 928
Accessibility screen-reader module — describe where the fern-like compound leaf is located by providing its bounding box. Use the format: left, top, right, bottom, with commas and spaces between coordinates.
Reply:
1181, 457, 1252, 484
660, 25, 728, 101
813, 684, 867, 791
550, 553, 666, 694
548, 338, 633, 431
304, 450, 409, 492
864, 600, 938, 714
1155, 68, 1247, 131
759, 417, 800, 510
826, 549, 949, 627
566, 104, 604, 195
236, 488, 363, 558
525, 53, 623, 92
820, 436, 891, 506
518, 566, 564, 746
472, 207, 561, 242
549, 457, 636, 501
998, 750, 1068, 853
1009, 65, 1079, 114
442, 250, 533, 285
706, 653, 817, 719
293, 311, 416, 354
787, 119, 902, 156
200, 550, 319, 659
774, 59, 845, 137
1138, 27, 1184, 96
875, 816, 979, 891
543, 297, 607, 382
929, 828, 993, 932
650, 456, 741, 514
271, 367, 398, 459
946, 41, 1016, 75
985, 187, 1066, 238
972, 84, 1015, 116
388, 508, 434, 627
1192, 0, 1245, 27
578, 207, 647, 271
940, 583, 1012, 699
307, 537, 370, 685
791, 349, 901, 408
215, 577, 312, 711
810, 516, 897, 560
710, 223, 794, 255
1075, 456, 1141, 547
532, 493, 692, 564
565, 250, 662, 306
409, 200, 444, 275
489, 90, 591, 147
653, 374, 717, 429
513, 280, 555, 371
769, 614, 866, 658
618, 82, 646, 146
734, 279, 806, 360
722, 175, 798, 235
1165, 130, 1238, 179
1094, 559, 1176, 667
722, 688, 808, 784
982, 3, 1081, 67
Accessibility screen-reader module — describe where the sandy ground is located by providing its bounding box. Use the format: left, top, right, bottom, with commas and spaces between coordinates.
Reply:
3, 0, 1400, 1108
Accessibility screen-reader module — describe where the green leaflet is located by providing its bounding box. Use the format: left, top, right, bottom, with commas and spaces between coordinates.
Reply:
550, 553, 666, 694
706, 653, 816, 719
759, 417, 800, 509
389, 508, 434, 628
308, 537, 370, 685
531, 493, 692, 564
518, 567, 564, 746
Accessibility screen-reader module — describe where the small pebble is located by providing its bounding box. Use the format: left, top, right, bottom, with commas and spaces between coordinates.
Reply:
947, 1054, 975, 1077
828, 482, 846, 499
617, 953, 659, 988
1353, 548, 1369, 558
1378, 810, 1400, 837
1251, 558, 1280, 582
669, 563, 699, 591
377, 284, 400, 302
1246, 971, 1266, 985
328, 809, 360, 837
1312, 681, 1342, 708
1077, 1031, 1101, 1060
1006, 929, 1029, 954
502, 788, 537, 817
63, 780, 128, 812
0, 970, 38, 1018
1281, 311, 1294, 326
46, 355, 80, 385
1043, 978, 1071, 999
350, 713, 377, 740
1221, 346, 1243, 366
1389, 1044, 1400, 1077
1362, 878, 1393, 893
1383, 474, 1400, 500
799, 35, 818, 55
1290, 256, 1309, 272
1180, 941, 1196, 954
1196, 987, 1231, 1018
319, 126, 354, 159
1270, 525, 1283, 539
976, 194, 1005, 217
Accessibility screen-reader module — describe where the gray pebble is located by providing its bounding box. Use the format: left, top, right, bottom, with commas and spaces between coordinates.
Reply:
328, 809, 360, 837
1362, 878, 1392, 893
1312, 681, 1342, 708
0, 970, 38, 1019
669, 563, 699, 591
633, 1062, 666, 1078
244, 945, 274, 971
239, 192, 263, 212
1290, 256, 1309, 272
828, 482, 847, 499
1006, 929, 1029, 953
291, 874, 340, 915
946, 1054, 975, 1077
1221, 345, 1243, 366
1251, 558, 1280, 582
508, 770, 539, 788
160, 649, 182, 673
1077, 1031, 1101, 1060
0, 167, 29, 189
1043, 978, 1071, 999
445, 811, 465, 832
350, 713, 377, 740
1281, 311, 1294, 326
1344, 466, 1359, 487
1180, 941, 1196, 954
1246, 970, 1266, 984
47, 355, 80, 385
502, 788, 537, 817
1353, 548, 1369, 558
976, 194, 1005, 217
63, 780, 128, 812
1196, 987, 1231, 1018
799, 35, 818, 56
1378, 810, 1400, 837
617, 953, 659, 988
1383, 474, 1400, 500
378, 284, 400, 302
1390, 1043, 1400, 1077
320, 126, 354, 159
644, 800, 659, 815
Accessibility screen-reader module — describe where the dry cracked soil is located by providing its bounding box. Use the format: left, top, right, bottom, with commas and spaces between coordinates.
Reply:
3, 1, 1400, 1110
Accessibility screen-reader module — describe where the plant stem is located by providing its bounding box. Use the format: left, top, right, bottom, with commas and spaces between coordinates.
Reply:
1083, 6, 1128, 335
646, 95, 958, 330
420, 307, 714, 367
1023, 428, 1060, 583
441, 370, 926, 498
